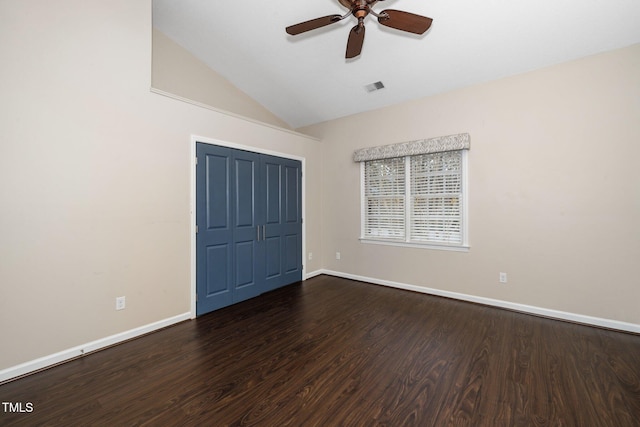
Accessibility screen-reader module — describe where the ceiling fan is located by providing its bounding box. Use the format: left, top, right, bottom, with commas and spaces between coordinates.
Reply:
285, 0, 433, 59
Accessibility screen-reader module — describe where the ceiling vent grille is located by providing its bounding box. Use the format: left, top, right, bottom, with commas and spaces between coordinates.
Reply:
365, 81, 385, 92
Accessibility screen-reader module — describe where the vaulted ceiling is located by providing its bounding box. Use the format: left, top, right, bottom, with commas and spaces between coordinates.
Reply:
153, 0, 640, 129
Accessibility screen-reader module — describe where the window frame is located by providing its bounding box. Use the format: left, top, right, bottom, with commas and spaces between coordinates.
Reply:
360, 150, 469, 252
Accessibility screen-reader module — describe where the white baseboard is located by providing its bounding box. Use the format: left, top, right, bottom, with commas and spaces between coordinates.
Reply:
304, 269, 325, 280
0, 312, 191, 384
317, 269, 640, 335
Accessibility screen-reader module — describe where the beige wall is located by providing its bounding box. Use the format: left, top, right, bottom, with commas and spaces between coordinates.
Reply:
152, 28, 291, 129
300, 43, 640, 325
0, 0, 322, 371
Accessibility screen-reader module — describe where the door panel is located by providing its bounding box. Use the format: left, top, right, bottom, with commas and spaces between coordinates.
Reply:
285, 165, 300, 223
207, 156, 230, 229
265, 235, 282, 279
284, 234, 299, 273
234, 240, 255, 287
196, 146, 233, 315
262, 157, 302, 292
232, 151, 262, 302
205, 245, 230, 293
265, 161, 281, 225
235, 158, 256, 227
281, 161, 303, 285
263, 157, 283, 288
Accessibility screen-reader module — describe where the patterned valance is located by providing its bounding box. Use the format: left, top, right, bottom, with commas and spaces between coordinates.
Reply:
353, 133, 470, 162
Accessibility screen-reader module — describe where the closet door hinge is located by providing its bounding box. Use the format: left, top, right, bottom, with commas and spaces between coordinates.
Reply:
195, 225, 199, 234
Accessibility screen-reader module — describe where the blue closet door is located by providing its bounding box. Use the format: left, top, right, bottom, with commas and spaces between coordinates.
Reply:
281, 159, 303, 286
196, 144, 234, 315
196, 143, 302, 315
262, 157, 284, 292
231, 150, 264, 303
262, 155, 302, 292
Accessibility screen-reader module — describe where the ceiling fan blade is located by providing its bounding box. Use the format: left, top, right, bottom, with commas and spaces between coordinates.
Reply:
346, 24, 365, 58
286, 15, 342, 35
378, 9, 433, 34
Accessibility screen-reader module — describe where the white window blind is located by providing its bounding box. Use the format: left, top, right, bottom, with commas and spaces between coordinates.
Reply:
360, 150, 467, 249
364, 158, 406, 239
410, 151, 463, 244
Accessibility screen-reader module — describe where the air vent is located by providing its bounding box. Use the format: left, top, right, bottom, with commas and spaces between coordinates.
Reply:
364, 81, 385, 92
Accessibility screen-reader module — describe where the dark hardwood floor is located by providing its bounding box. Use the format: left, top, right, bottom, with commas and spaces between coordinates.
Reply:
1, 275, 639, 426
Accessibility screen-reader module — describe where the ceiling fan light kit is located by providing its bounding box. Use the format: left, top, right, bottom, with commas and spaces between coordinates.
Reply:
286, 0, 433, 59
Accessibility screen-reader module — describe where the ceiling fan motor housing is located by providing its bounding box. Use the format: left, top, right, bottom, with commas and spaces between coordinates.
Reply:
353, 0, 369, 19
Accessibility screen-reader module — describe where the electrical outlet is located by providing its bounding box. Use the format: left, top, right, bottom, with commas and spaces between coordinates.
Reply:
336, 252, 341, 260
499, 272, 508, 284
308, 252, 313, 260
115, 296, 126, 310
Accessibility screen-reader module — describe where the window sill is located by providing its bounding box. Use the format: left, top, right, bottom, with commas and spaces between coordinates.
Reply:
359, 238, 470, 252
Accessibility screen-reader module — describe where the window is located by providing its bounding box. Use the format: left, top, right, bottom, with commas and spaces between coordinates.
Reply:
363, 157, 406, 239
361, 150, 468, 250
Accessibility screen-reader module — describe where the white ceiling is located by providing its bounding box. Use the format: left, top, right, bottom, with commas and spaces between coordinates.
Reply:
153, 0, 640, 129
